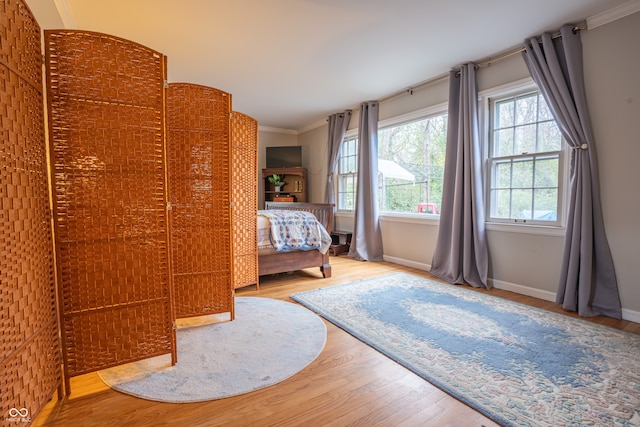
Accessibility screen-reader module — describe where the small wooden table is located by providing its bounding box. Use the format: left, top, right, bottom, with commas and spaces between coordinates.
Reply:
330, 230, 352, 256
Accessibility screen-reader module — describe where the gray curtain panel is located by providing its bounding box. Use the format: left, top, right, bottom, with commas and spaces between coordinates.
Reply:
522, 25, 621, 319
324, 110, 352, 205
430, 64, 489, 289
348, 101, 384, 261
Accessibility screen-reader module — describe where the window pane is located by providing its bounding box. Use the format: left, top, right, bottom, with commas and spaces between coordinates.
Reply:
512, 189, 533, 219
514, 124, 536, 154
338, 174, 356, 211
340, 155, 356, 173
534, 157, 558, 187
515, 93, 537, 125
538, 121, 563, 152
491, 189, 511, 218
494, 129, 514, 156
339, 156, 347, 173
495, 99, 514, 128
343, 139, 354, 155
494, 160, 511, 188
512, 159, 533, 188
346, 175, 356, 193
538, 94, 554, 121
339, 175, 354, 193
533, 188, 558, 220
338, 192, 351, 210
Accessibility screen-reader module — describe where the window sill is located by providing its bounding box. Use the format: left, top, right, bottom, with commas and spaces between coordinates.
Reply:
485, 221, 565, 237
337, 211, 440, 224
338, 211, 564, 236
379, 212, 440, 225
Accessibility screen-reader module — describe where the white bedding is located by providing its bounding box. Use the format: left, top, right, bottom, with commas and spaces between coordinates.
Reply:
257, 214, 274, 250
257, 210, 332, 254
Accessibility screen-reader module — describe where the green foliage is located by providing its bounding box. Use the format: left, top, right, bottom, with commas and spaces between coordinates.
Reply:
267, 174, 285, 186
378, 114, 447, 213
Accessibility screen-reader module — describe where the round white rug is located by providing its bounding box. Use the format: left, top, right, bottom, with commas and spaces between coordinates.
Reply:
98, 297, 326, 402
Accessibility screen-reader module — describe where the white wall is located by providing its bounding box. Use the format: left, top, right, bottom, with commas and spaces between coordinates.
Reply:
583, 11, 640, 319
296, 11, 640, 321
298, 125, 328, 203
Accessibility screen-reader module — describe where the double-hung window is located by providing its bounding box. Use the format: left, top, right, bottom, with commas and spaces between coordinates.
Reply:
337, 138, 358, 211
487, 87, 566, 226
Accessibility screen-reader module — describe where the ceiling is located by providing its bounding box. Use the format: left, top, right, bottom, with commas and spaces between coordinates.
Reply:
26, 0, 633, 131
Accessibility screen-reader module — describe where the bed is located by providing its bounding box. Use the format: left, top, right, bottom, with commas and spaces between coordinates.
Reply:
258, 202, 334, 280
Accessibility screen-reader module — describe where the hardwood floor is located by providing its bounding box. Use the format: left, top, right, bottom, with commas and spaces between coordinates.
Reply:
33, 257, 640, 426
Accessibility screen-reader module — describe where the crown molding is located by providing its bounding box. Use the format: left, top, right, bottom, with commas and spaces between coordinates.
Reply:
54, 0, 76, 29
297, 118, 329, 134
258, 125, 298, 135
587, 0, 640, 29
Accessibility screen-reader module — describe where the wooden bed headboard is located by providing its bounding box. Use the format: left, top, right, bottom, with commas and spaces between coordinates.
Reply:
264, 202, 334, 234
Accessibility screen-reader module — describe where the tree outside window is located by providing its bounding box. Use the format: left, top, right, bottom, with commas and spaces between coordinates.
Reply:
377, 113, 447, 214
336, 113, 447, 214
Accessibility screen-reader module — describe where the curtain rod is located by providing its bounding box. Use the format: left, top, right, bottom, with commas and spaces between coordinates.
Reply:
476, 22, 586, 70
379, 22, 586, 104
379, 73, 449, 104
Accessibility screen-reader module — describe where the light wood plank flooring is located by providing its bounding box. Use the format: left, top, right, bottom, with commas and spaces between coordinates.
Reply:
34, 256, 640, 426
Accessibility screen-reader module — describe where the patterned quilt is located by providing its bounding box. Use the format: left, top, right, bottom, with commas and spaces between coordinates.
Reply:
258, 210, 332, 254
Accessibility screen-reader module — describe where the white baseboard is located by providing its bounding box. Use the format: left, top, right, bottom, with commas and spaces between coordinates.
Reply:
383, 255, 640, 324
489, 278, 556, 302
383, 255, 430, 271
621, 308, 640, 324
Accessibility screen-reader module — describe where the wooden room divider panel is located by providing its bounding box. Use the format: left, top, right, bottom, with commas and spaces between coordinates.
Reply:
1, 0, 62, 420
44, 30, 176, 390
231, 112, 258, 289
166, 83, 234, 319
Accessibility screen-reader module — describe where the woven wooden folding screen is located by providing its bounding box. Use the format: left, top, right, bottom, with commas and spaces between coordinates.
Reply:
1, 0, 62, 419
166, 83, 233, 319
231, 112, 258, 289
45, 30, 176, 390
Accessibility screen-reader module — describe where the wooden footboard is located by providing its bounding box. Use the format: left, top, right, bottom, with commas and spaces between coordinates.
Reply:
259, 202, 334, 279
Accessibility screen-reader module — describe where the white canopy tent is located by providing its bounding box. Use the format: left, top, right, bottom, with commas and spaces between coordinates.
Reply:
378, 159, 414, 181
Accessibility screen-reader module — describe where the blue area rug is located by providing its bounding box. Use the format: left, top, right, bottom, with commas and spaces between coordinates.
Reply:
291, 272, 640, 426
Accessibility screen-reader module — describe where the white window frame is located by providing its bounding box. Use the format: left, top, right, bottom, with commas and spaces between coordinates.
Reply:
480, 78, 569, 232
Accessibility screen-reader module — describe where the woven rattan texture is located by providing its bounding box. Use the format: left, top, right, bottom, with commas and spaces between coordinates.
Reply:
166, 83, 233, 318
45, 30, 175, 379
0, 0, 42, 87
1, 0, 62, 420
231, 112, 258, 289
